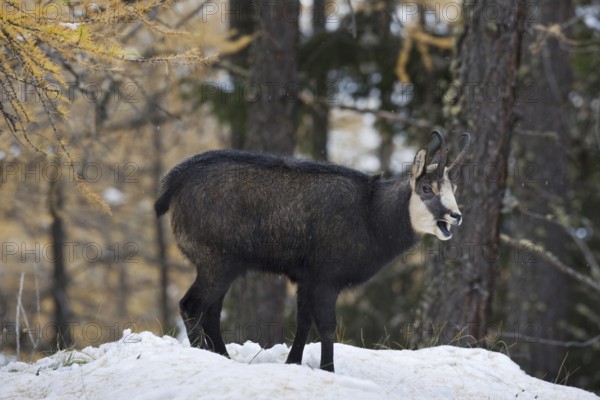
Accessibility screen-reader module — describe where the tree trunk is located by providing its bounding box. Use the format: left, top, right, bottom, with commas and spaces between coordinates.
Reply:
309, 0, 329, 161
507, 0, 573, 380
227, 0, 255, 149
244, 0, 299, 154
415, 0, 526, 345
117, 260, 128, 317
376, 1, 397, 176
49, 169, 74, 350
226, 0, 300, 347
153, 126, 170, 331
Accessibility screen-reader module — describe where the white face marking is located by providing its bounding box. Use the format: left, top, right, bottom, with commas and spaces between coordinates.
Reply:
440, 169, 461, 225
409, 167, 462, 241
409, 192, 438, 237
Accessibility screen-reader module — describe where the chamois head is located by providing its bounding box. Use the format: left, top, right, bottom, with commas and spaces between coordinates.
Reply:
409, 131, 471, 241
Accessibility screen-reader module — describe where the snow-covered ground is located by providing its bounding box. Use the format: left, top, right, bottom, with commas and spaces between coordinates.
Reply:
1, 330, 597, 400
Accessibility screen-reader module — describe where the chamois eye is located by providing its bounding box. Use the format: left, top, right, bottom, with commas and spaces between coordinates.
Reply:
422, 185, 432, 194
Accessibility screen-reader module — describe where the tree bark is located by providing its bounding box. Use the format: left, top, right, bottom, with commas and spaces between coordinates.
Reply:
244, 0, 299, 154
415, 0, 526, 345
375, 0, 397, 176
49, 169, 74, 350
153, 126, 170, 331
507, 0, 573, 380
309, 0, 329, 160
227, 0, 300, 347
227, 0, 256, 149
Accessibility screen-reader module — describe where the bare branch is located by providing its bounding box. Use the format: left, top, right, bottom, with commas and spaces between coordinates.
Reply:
500, 234, 600, 293
513, 127, 559, 140
174, 0, 211, 29
345, 0, 357, 39
513, 203, 600, 281
501, 332, 600, 348
335, 104, 434, 129
15, 272, 24, 360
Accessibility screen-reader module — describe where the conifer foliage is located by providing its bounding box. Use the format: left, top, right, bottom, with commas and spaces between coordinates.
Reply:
0, 0, 205, 154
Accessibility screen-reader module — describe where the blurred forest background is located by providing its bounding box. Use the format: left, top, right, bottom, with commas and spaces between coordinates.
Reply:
1, 0, 600, 394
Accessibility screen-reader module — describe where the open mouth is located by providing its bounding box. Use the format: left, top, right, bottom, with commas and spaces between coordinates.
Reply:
437, 220, 452, 238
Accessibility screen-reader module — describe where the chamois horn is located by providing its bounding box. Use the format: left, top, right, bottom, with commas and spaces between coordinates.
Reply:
431, 130, 447, 178
448, 132, 471, 174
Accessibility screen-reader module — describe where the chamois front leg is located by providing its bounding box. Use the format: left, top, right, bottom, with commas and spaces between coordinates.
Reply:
286, 284, 313, 365
311, 286, 339, 372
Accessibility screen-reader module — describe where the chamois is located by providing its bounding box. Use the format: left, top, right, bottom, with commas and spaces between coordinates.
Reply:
155, 131, 470, 372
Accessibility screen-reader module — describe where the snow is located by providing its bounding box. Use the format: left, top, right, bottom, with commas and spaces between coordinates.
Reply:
1, 330, 597, 400
577, 5, 600, 32
102, 187, 126, 206
59, 23, 80, 31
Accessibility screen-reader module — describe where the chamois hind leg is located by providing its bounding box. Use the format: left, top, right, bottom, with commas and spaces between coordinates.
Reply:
286, 284, 313, 365
311, 285, 339, 372
202, 292, 228, 356
179, 281, 208, 348
179, 255, 237, 353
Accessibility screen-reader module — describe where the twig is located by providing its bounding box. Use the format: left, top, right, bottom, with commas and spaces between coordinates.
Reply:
345, 0, 357, 39
174, 0, 210, 29
513, 127, 559, 140
214, 60, 252, 79
530, 23, 600, 53
248, 348, 264, 364
501, 332, 600, 348
15, 272, 25, 360
514, 204, 600, 281
19, 301, 37, 352
336, 104, 433, 129
500, 234, 600, 293
570, 229, 600, 282
34, 264, 41, 320
595, 102, 600, 151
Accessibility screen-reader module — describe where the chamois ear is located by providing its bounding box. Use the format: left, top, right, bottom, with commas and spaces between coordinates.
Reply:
411, 149, 427, 187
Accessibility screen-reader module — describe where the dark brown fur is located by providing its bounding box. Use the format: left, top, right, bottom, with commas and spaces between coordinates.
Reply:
156, 135, 469, 372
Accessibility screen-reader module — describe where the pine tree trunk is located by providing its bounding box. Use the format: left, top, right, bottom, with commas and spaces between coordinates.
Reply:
227, 0, 255, 149
245, 0, 299, 154
375, 1, 397, 176
415, 0, 526, 345
226, 0, 300, 347
310, 0, 329, 161
507, 0, 573, 380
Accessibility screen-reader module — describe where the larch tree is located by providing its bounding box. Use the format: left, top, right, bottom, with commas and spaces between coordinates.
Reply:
0, 0, 212, 352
